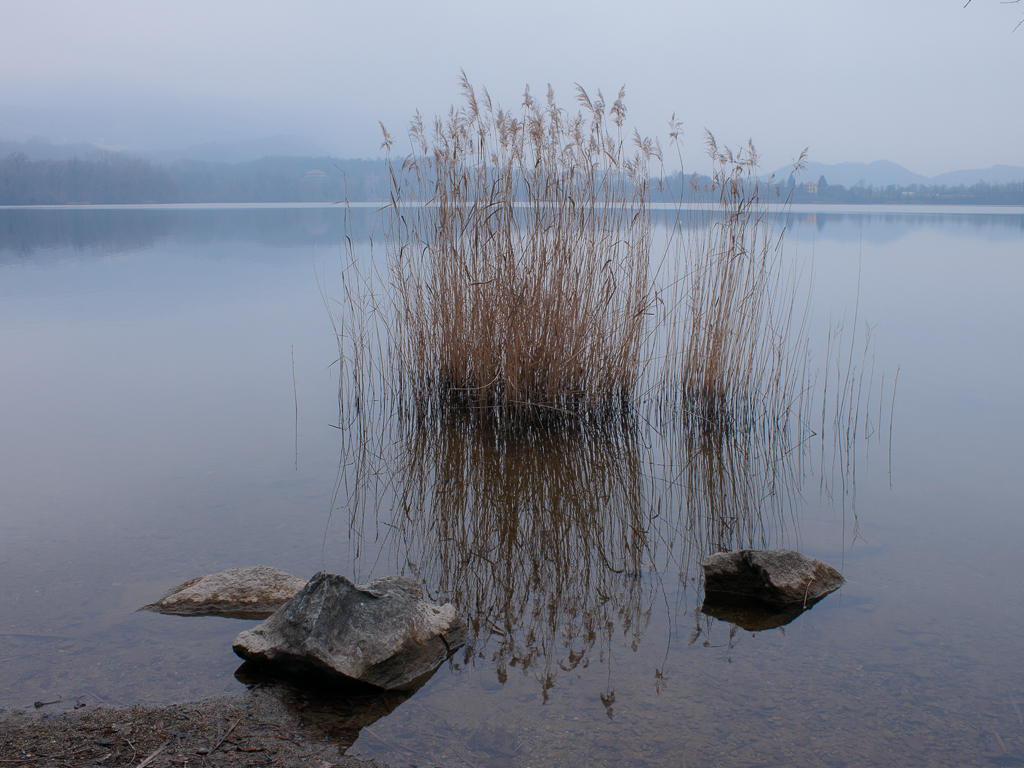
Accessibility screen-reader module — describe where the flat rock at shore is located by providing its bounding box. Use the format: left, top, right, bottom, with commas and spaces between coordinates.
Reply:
141, 566, 308, 619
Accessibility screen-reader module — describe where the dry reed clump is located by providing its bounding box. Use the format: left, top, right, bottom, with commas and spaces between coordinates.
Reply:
346, 76, 812, 433
654, 134, 811, 433
379, 74, 659, 426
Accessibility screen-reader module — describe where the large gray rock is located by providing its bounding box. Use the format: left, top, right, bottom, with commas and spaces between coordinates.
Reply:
232, 572, 466, 691
141, 566, 308, 619
701, 549, 844, 607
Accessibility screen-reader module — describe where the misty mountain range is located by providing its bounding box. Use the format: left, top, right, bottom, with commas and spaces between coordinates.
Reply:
4, 136, 1023, 189
3, 136, 1023, 207
771, 159, 1024, 189
0, 135, 333, 165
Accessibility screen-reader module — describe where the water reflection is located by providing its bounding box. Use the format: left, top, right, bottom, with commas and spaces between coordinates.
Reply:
387, 418, 658, 701
663, 409, 804, 561
339, 401, 827, 699
235, 661, 430, 751
2, 203, 1014, 766
2, 205, 1020, 262
700, 593, 818, 631
0, 205, 383, 260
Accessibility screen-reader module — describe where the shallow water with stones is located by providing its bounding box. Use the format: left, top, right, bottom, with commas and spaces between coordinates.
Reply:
1, 203, 1023, 767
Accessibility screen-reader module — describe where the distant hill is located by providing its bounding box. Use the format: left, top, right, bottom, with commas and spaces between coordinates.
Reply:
4, 138, 1020, 190
770, 160, 929, 188
2, 143, 1021, 206
0, 137, 111, 161
140, 135, 330, 164
928, 165, 1024, 187
771, 159, 1024, 188
0, 135, 335, 165
0, 151, 391, 205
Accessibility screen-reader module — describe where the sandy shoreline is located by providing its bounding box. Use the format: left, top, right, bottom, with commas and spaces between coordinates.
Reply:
0, 684, 394, 768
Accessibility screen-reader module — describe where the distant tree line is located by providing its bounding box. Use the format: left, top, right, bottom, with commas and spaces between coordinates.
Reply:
656, 171, 1024, 206
168, 157, 389, 203
3, 151, 1023, 206
0, 152, 177, 205
780, 175, 1024, 206
0, 153, 390, 205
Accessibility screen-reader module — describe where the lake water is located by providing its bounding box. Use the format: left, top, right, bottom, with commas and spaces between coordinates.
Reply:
1, 203, 1023, 767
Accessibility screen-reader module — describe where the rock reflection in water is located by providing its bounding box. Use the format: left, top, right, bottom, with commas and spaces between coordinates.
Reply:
234, 661, 430, 751
699, 594, 819, 631
340, 407, 806, 696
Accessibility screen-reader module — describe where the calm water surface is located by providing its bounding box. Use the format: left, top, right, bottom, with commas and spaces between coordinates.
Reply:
1, 204, 1023, 767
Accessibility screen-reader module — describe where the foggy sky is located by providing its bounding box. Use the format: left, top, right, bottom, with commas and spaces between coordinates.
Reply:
1, 0, 1021, 176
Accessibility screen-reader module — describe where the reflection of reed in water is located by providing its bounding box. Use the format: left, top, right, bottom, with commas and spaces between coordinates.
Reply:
663, 409, 804, 564
340, 406, 803, 696
394, 418, 654, 698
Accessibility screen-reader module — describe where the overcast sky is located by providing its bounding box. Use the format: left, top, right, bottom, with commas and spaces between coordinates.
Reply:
1, 0, 1021, 176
